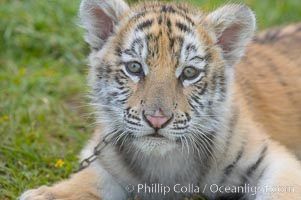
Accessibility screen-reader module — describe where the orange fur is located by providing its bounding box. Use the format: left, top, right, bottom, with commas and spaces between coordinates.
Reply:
236, 23, 301, 157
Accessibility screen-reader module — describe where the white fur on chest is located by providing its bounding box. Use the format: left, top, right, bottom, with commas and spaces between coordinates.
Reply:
95, 142, 209, 200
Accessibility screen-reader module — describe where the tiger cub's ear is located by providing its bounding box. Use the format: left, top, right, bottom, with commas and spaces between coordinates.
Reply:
205, 4, 256, 66
79, 0, 129, 50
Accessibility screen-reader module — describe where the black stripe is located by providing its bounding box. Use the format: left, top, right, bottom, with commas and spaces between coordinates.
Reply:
254, 24, 301, 44
122, 49, 137, 57
157, 16, 163, 25
164, 5, 195, 25
118, 98, 128, 104
241, 145, 268, 184
194, 79, 205, 90
124, 119, 143, 127
161, 5, 176, 13
174, 10, 195, 25
166, 18, 172, 33
109, 92, 118, 97
191, 94, 200, 103
146, 33, 158, 42
119, 69, 129, 79
262, 56, 288, 86
185, 44, 197, 55
169, 36, 184, 52
136, 19, 154, 31
131, 11, 147, 20
170, 126, 189, 130
130, 115, 141, 121
96, 73, 103, 80
175, 22, 192, 33
264, 30, 281, 41
198, 82, 208, 95
204, 53, 212, 62
188, 100, 197, 110
257, 166, 267, 182
115, 46, 122, 56
120, 89, 130, 95
246, 146, 267, 177
161, 5, 167, 12
115, 75, 124, 86
220, 144, 244, 184
159, 5, 195, 26
130, 38, 144, 56
105, 65, 112, 74
146, 33, 161, 59
225, 108, 239, 150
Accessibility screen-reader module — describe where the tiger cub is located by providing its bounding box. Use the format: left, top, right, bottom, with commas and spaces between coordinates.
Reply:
20, 1, 301, 200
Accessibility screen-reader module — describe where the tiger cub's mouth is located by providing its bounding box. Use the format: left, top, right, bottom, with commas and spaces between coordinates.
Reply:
147, 131, 164, 138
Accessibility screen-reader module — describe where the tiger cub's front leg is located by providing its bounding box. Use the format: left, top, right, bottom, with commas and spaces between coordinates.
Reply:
20, 167, 101, 200
255, 143, 301, 200
20, 166, 126, 200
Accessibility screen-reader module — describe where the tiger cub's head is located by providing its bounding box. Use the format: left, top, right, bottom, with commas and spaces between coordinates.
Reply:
80, 0, 255, 155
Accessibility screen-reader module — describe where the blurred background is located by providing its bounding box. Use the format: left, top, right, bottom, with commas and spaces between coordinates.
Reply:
0, 0, 300, 199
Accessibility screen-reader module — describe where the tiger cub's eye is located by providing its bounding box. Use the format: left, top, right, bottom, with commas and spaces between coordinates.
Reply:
182, 67, 200, 80
125, 62, 143, 76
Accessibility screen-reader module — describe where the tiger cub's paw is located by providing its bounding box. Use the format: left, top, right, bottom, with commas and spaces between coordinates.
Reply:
20, 186, 58, 200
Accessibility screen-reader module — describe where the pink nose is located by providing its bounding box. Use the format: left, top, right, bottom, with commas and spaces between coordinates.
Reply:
144, 109, 172, 129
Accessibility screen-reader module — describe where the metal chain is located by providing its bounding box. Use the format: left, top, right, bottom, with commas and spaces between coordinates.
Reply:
74, 133, 112, 173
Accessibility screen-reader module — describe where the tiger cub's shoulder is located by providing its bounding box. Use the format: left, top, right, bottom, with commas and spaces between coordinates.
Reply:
235, 22, 301, 158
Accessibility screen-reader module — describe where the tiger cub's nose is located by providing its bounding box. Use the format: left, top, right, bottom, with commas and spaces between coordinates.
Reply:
143, 109, 173, 129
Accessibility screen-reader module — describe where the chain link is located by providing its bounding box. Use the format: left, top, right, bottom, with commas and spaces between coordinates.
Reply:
74, 133, 112, 173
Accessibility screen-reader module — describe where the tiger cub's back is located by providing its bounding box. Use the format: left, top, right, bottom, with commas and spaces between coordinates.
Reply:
235, 23, 301, 158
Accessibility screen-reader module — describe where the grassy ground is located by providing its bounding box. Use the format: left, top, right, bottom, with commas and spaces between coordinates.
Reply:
1, 0, 300, 199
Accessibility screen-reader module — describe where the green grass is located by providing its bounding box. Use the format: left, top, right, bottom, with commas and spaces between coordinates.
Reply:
0, 0, 300, 199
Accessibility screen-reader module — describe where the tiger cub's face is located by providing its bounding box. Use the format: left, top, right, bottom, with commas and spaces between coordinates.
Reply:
80, 1, 255, 154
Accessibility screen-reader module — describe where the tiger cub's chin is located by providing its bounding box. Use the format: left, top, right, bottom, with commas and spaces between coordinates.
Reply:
132, 135, 178, 156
